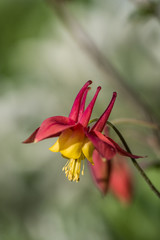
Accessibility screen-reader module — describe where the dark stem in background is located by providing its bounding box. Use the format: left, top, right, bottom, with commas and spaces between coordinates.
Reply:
107, 120, 160, 199
46, 0, 160, 147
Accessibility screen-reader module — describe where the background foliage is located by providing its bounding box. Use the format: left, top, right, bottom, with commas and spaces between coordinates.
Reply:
0, 0, 160, 239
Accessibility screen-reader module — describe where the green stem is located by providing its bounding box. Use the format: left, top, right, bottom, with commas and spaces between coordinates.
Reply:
89, 118, 98, 125
107, 120, 160, 199
111, 118, 159, 129
89, 118, 159, 130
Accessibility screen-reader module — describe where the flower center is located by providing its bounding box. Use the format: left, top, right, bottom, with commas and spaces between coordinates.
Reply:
49, 126, 94, 181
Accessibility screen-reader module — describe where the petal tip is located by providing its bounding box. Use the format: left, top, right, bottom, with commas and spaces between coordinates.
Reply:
113, 92, 117, 97
87, 80, 92, 85
22, 139, 34, 144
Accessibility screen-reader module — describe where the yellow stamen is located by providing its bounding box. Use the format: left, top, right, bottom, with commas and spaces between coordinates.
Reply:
50, 128, 95, 182
62, 158, 82, 182
62, 159, 70, 171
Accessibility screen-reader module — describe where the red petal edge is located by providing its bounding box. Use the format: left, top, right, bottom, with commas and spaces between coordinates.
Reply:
79, 86, 101, 127
107, 137, 143, 159
23, 128, 39, 143
69, 80, 92, 122
23, 116, 75, 143
92, 92, 117, 132
86, 130, 117, 160
90, 149, 112, 195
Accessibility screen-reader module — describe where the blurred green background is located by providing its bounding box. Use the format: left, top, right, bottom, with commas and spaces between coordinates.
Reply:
0, 0, 160, 239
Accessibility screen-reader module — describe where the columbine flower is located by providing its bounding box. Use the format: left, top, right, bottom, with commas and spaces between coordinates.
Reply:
90, 152, 133, 203
23, 81, 140, 182
109, 156, 133, 203
89, 126, 133, 202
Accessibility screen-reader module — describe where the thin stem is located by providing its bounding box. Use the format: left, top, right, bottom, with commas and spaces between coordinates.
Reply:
89, 118, 98, 125
89, 118, 159, 130
107, 120, 160, 199
111, 118, 159, 129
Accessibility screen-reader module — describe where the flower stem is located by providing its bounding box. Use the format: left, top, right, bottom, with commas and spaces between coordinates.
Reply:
111, 118, 159, 129
90, 118, 159, 130
89, 118, 98, 125
107, 120, 160, 199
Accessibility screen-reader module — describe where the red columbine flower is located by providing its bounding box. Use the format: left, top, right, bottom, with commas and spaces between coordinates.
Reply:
23, 81, 141, 182
110, 156, 133, 203
90, 127, 133, 202
90, 152, 133, 203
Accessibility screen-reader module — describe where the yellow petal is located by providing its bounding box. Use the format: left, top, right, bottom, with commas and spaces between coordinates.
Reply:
49, 138, 60, 152
49, 128, 72, 153
61, 141, 83, 159
50, 127, 85, 159
82, 138, 94, 164
60, 128, 84, 159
